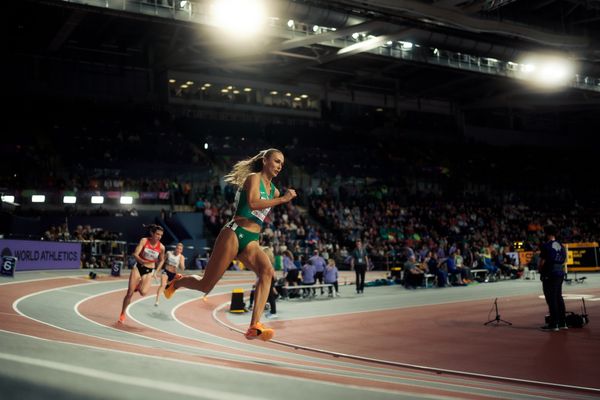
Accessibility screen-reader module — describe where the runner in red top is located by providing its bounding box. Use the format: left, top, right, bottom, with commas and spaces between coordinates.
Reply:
118, 224, 165, 323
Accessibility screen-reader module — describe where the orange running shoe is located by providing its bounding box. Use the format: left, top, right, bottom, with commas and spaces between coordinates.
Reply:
118, 313, 126, 324
164, 275, 182, 299
245, 322, 274, 341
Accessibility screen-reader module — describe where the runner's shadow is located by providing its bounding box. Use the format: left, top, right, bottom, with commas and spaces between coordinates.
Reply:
148, 311, 171, 321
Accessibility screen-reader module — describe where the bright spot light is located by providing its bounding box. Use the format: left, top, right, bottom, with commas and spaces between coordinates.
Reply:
91, 196, 104, 204
352, 32, 359, 40
63, 196, 76, 204
521, 64, 535, 73
539, 63, 569, 82
204, 142, 209, 150
32, 195, 45, 203
400, 41, 413, 50
287, 19, 295, 29
211, 0, 266, 37
120, 196, 133, 205
519, 56, 574, 87
312, 25, 319, 32
1, 195, 15, 203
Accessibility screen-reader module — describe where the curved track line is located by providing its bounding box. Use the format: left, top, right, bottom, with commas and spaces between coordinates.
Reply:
211, 299, 600, 394
0, 352, 257, 400
17, 283, 428, 396
7, 275, 599, 399
121, 288, 549, 399
73, 282, 418, 388
0, 328, 411, 399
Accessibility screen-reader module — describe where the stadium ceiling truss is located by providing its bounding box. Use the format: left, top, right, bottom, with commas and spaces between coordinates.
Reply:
12, 0, 600, 111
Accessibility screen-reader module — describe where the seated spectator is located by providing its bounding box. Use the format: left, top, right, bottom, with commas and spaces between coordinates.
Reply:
301, 257, 316, 298
403, 256, 424, 289
454, 249, 472, 283
426, 251, 447, 288
324, 258, 340, 297
443, 253, 465, 286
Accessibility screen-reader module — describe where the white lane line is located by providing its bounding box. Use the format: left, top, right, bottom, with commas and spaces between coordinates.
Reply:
11, 278, 600, 397
0, 351, 256, 400
79, 285, 457, 385
13, 283, 321, 381
0, 275, 91, 286
0, 328, 417, 398
211, 300, 600, 395
12, 280, 104, 313
73, 286, 271, 358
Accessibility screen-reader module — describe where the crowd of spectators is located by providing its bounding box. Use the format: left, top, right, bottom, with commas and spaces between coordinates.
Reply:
4, 100, 599, 286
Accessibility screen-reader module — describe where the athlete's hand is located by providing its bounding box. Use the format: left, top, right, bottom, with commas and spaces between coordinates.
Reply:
282, 189, 297, 202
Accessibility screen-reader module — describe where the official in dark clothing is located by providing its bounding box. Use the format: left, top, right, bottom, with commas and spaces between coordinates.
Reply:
351, 239, 369, 294
538, 225, 568, 332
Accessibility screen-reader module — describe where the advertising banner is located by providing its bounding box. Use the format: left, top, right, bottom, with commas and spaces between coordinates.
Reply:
566, 242, 600, 272
0, 240, 81, 270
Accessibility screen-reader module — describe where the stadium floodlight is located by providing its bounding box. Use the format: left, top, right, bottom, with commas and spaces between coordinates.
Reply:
211, 0, 266, 36
287, 19, 295, 29
400, 41, 413, 50
1, 195, 15, 203
204, 142, 209, 150
120, 196, 133, 205
519, 55, 574, 87
538, 61, 572, 84
521, 63, 535, 73
63, 196, 77, 204
32, 195, 45, 203
91, 196, 104, 204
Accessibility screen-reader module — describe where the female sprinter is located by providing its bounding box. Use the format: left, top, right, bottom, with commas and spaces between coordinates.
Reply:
164, 148, 296, 341
118, 224, 165, 323
154, 242, 185, 306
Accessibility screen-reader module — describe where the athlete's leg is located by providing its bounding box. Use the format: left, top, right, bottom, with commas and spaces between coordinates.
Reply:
238, 243, 275, 327
155, 274, 168, 305
119, 265, 141, 321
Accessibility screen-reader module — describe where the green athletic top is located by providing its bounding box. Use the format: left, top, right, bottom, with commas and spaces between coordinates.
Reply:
233, 178, 277, 226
